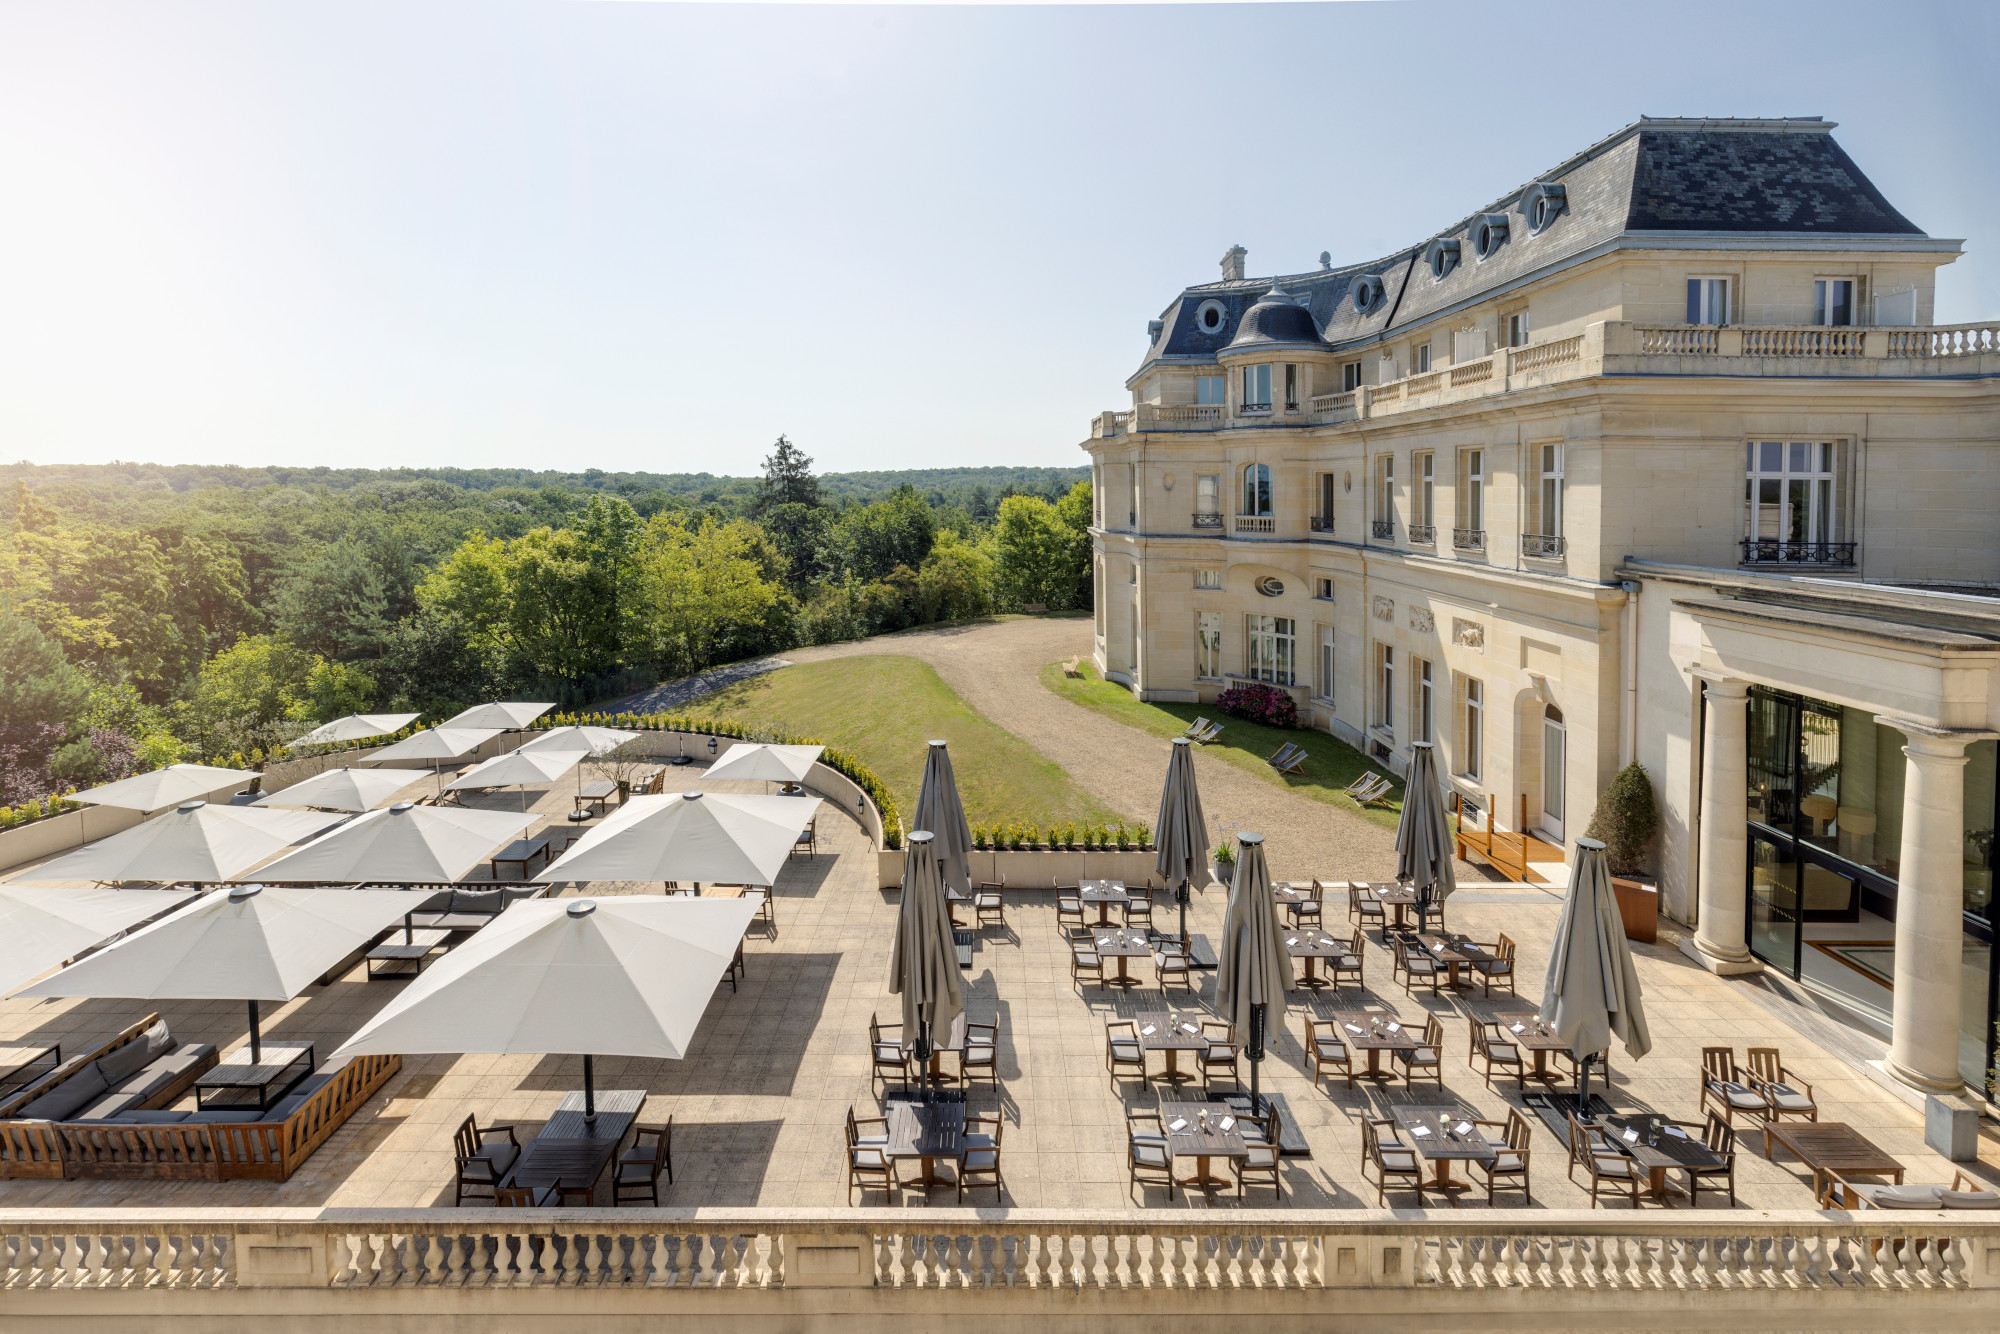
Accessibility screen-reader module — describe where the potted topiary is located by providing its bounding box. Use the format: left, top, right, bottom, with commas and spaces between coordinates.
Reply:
1212, 839, 1235, 889
1586, 761, 1662, 942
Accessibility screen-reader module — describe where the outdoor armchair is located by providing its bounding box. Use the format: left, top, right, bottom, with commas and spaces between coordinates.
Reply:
1699, 1046, 1768, 1127
1233, 1109, 1283, 1199
1304, 1015, 1354, 1090
846, 1106, 889, 1150
1106, 1020, 1148, 1090
1392, 1015, 1445, 1087
1329, 928, 1366, 989
1471, 1110, 1533, 1205
1127, 1108, 1175, 1202
1122, 886, 1154, 932
973, 881, 1006, 927
1566, 1113, 1640, 1208
1685, 1113, 1736, 1207
957, 1112, 1004, 1202
615, 1120, 673, 1205
1394, 941, 1442, 996
452, 1114, 520, 1206
1285, 880, 1325, 929
1471, 1020, 1527, 1091
848, 1140, 899, 1204
1056, 890, 1085, 933
1152, 936, 1194, 991
1348, 882, 1386, 929
1745, 1046, 1818, 1121
1820, 1168, 2000, 1211
1471, 934, 1517, 998
1198, 1020, 1240, 1091
870, 1013, 911, 1088
1070, 928, 1106, 991
1362, 1116, 1426, 1207
959, 1020, 999, 1088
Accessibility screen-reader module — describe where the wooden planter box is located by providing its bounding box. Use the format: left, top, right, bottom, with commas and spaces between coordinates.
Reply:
877, 847, 1164, 890
1612, 877, 1658, 944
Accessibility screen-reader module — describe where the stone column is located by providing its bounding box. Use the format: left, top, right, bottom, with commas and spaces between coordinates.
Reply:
1885, 729, 1971, 1096
1683, 678, 1761, 975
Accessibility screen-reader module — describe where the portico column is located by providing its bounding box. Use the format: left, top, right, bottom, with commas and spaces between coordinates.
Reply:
1683, 678, 1761, 975
1885, 729, 1970, 1096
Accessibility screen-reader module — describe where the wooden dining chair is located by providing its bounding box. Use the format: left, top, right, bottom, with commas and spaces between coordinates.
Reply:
846, 1106, 890, 1151
1152, 937, 1195, 992
1699, 1046, 1767, 1127
1362, 1117, 1426, 1207
1056, 888, 1085, 933
1473, 933, 1518, 998
1394, 941, 1442, 996
615, 1119, 673, 1205
1393, 1015, 1445, 1087
1566, 1114, 1641, 1208
1234, 1109, 1283, 1199
1472, 1110, 1533, 1205
1349, 882, 1386, 931
1198, 1020, 1240, 1091
974, 881, 1006, 926
1287, 881, 1325, 930
1126, 1108, 1175, 1203
1745, 1047, 1818, 1122
848, 1139, 899, 1204
1330, 929, 1366, 989
1472, 1020, 1527, 1091
1122, 886, 1154, 933
1685, 1112, 1738, 1206
453, 1114, 521, 1206
959, 1020, 999, 1089
1069, 927, 1105, 992
1106, 1020, 1148, 1090
956, 1113, 1004, 1202
870, 1013, 911, 1088
1304, 1015, 1355, 1090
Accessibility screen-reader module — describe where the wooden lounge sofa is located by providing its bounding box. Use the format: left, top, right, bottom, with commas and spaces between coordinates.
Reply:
406, 883, 552, 933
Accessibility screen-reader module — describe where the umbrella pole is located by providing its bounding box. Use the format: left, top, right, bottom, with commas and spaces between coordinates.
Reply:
1249, 1002, 1265, 1116
1577, 1053, 1593, 1120
247, 1000, 262, 1065
1178, 880, 1190, 953
584, 1054, 597, 1124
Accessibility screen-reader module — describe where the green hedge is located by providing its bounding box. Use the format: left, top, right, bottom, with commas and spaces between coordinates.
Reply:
969, 820, 1151, 852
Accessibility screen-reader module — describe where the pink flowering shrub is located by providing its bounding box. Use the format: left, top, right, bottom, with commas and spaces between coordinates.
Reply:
1216, 683, 1297, 729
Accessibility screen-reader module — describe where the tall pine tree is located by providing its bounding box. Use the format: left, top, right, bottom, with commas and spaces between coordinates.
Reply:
753, 435, 822, 514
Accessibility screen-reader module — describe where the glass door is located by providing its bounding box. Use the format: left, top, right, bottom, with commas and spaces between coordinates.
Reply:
1749, 831, 1803, 976
1540, 704, 1566, 841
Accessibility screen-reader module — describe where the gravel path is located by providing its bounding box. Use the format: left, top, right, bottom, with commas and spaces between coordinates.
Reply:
771, 617, 1442, 884
611, 656, 793, 713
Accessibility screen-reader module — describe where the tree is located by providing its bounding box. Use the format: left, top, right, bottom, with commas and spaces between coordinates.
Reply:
299, 656, 376, 722
832, 485, 936, 584
577, 494, 645, 652
272, 538, 390, 660
416, 531, 514, 652
1585, 761, 1661, 877
992, 494, 1084, 610
753, 435, 821, 514
379, 609, 513, 720
0, 613, 91, 742
175, 634, 315, 758
507, 526, 620, 683
1054, 479, 1095, 609
636, 515, 793, 675
916, 531, 995, 623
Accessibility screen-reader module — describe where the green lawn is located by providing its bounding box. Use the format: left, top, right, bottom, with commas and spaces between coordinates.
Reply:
681, 655, 1122, 827
1039, 660, 1406, 829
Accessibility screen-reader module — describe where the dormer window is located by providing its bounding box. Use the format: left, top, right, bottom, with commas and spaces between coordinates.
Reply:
1523, 182, 1567, 234
1353, 275, 1386, 312
1426, 238, 1461, 281
1196, 299, 1227, 334
1474, 213, 1510, 259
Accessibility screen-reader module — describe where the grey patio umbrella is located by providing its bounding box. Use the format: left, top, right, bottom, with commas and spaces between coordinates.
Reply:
888, 830, 963, 1104
1154, 736, 1210, 950
1541, 836, 1653, 1115
1214, 831, 1291, 1114
1394, 741, 1456, 935
912, 740, 973, 899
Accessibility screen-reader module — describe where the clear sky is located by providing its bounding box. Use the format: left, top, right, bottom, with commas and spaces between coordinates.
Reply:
2, 0, 1994, 476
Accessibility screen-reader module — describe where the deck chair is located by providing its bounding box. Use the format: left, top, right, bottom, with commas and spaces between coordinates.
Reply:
1183, 716, 1213, 740
1360, 777, 1398, 808
1193, 720, 1223, 744
1273, 746, 1306, 775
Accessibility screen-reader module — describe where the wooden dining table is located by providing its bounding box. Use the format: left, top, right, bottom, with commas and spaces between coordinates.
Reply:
1159, 1101, 1248, 1192
1282, 928, 1344, 988
1326, 1010, 1418, 1082
1413, 933, 1495, 990
1132, 1012, 1208, 1083
1091, 928, 1153, 987
1602, 1114, 1729, 1202
505, 1089, 648, 1203
1489, 1011, 1576, 1084
577, 781, 620, 816
1761, 1120, 1905, 1196
1364, 882, 1418, 929
886, 1099, 966, 1188
1392, 1107, 1494, 1196
1079, 880, 1129, 926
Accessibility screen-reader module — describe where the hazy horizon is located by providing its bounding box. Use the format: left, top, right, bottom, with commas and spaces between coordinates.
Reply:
4, 0, 1994, 475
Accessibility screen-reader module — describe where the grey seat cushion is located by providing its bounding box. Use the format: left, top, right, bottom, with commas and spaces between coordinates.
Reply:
1130, 1142, 1168, 1167
112, 1044, 218, 1102
96, 1023, 173, 1085
1378, 1148, 1418, 1170
259, 1071, 338, 1122
1940, 1188, 2000, 1210
183, 1110, 265, 1124
1488, 1042, 1521, 1062
1866, 1184, 1946, 1209
1109, 1041, 1143, 1060
1314, 1039, 1347, 1061
99, 1110, 193, 1125
74, 1092, 145, 1121
1766, 1083, 1814, 1111
1491, 1152, 1526, 1172
450, 889, 506, 916
1708, 1079, 1765, 1109
21, 1062, 107, 1121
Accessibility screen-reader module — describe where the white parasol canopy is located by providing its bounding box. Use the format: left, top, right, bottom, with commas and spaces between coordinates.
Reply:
7, 802, 342, 885
447, 749, 579, 791
333, 895, 757, 1064
702, 742, 824, 785
543, 790, 820, 887
293, 713, 421, 746
518, 725, 641, 757
0, 885, 201, 998
441, 701, 555, 729
367, 728, 503, 766
69, 764, 257, 813
247, 801, 536, 883
252, 767, 420, 813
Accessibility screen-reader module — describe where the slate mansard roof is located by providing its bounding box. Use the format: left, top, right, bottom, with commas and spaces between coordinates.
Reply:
1135, 117, 1945, 377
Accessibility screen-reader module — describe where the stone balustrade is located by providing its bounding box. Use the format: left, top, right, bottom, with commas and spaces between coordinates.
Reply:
4, 1209, 1995, 1298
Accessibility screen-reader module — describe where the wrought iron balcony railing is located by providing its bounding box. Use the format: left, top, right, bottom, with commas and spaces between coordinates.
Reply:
1191, 511, 1223, 529
1522, 533, 1567, 558
1408, 524, 1436, 545
1452, 527, 1485, 551
1309, 516, 1335, 533
1370, 519, 1395, 540
1740, 539, 1858, 567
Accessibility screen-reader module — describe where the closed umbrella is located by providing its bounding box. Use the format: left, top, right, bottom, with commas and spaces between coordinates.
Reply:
19, 883, 422, 1062
1541, 836, 1652, 1115
367, 727, 504, 797
542, 790, 819, 888
292, 713, 420, 746
1215, 831, 1290, 1114
0, 885, 200, 998
334, 895, 757, 1122
247, 801, 536, 884
7, 801, 341, 885
442, 702, 555, 729
1394, 741, 1456, 935
446, 749, 580, 811
888, 830, 963, 1103
1154, 736, 1210, 950
252, 766, 420, 813
912, 741, 973, 899
69, 764, 257, 814
702, 742, 824, 794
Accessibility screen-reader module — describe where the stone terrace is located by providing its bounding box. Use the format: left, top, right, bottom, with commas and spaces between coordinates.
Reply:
0, 769, 1987, 1213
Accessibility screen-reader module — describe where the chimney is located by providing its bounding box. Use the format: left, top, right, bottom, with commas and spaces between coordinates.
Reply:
1220, 245, 1247, 283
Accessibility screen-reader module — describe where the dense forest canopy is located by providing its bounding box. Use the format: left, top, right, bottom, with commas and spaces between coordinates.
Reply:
0, 448, 1093, 808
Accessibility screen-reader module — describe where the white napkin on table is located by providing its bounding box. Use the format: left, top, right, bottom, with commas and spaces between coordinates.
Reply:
1510, 1022, 1525, 1033
1141, 1025, 1157, 1036
1219, 1116, 1235, 1131
1386, 1022, 1401, 1033
1168, 1118, 1187, 1132
1345, 1024, 1363, 1034
1455, 1121, 1474, 1137
1622, 1128, 1640, 1143
1411, 1126, 1431, 1138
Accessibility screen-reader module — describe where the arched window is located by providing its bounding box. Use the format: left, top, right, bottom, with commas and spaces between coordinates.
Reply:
1241, 463, 1273, 517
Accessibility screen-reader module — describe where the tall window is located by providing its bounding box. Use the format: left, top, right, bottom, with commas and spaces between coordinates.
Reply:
1195, 473, 1220, 517
1413, 342, 1432, 373
1538, 444, 1563, 537
1686, 277, 1731, 325
1246, 615, 1296, 686
1374, 645, 1395, 730
1318, 472, 1337, 524
1414, 453, 1435, 529
1241, 363, 1272, 409
1506, 311, 1530, 347
1463, 449, 1484, 531
1415, 657, 1434, 744
1342, 360, 1363, 393
1376, 455, 1395, 526
1319, 624, 1335, 701
1193, 568, 1221, 589
1814, 279, 1856, 327
1283, 363, 1299, 410
1746, 441, 1837, 549
1195, 375, 1225, 406
1463, 679, 1483, 779
1241, 463, 1273, 516
1195, 612, 1222, 678
1130, 467, 1141, 527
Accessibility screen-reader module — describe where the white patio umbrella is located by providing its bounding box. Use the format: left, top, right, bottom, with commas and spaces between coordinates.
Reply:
441, 701, 555, 729
1394, 742, 1457, 934
702, 742, 824, 794
365, 727, 504, 796
447, 748, 580, 810
1155, 736, 1210, 950
252, 766, 420, 813
543, 790, 820, 888
518, 725, 642, 804
912, 740, 973, 898
292, 713, 421, 746
7, 802, 342, 885
334, 895, 757, 1121
18, 883, 423, 1062
248, 801, 536, 884
1541, 836, 1653, 1115
0, 885, 200, 998
70, 764, 257, 814
1215, 831, 1291, 1114
888, 830, 963, 1103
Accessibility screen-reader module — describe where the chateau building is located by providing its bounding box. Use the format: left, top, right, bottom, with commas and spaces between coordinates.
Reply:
1081, 116, 2000, 1095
